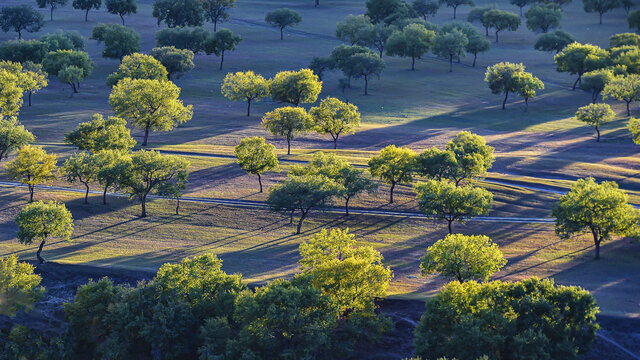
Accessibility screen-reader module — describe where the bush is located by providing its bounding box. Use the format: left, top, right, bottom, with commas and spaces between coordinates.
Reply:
155, 26, 210, 53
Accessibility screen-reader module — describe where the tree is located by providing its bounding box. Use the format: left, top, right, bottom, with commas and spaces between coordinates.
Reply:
61, 152, 98, 204
91, 23, 140, 61
466, 33, 490, 67
234, 137, 278, 192
525, 4, 562, 33
309, 56, 333, 80
221, 71, 270, 116
0, 118, 35, 161
368, 145, 417, 203
575, 103, 616, 142
581, 68, 614, 103
152, 0, 205, 28
414, 278, 599, 360
555, 42, 609, 90
265, 8, 302, 40
65, 114, 136, 152
36, 0, 68, 21
109, 78, 193, 146
603, 74, 640, 115
467, 6, 494, 36
14, 201, 73, 263
629, 116, 640, 143
415, 179, 493, 233
610, 33, 640, 48
0, 39, 49, 64
0, 255, 44, 317
203, 28, 241, 70
365, 0, 414, 24
553, 177, 640, 259
534, 29, 576, 53
93, 149, 129, 205
150, 46, 195, 80
0, 70, 24, 119
628, 9, 640, 31
106, 53, 168, 86
269, 69, 322, 106
105, 0, 137, 25
622, 0, 634, 13
329, 44, 377, 83
0, 5, 44, 39
610, 46, 640, 74
483, 9, 521, 42
0, 61, 47, 107
267, 174, 339, 233
386, 23, 436, 70
336, 14, 374, 45
421, 234, 506, 282
155, 27, 210, 54
583, 0, 622, 24
5, 145, 57, 202
73, 0, 101, 21
58, 65, 84, 94
511, 0, 532, 16
349, 53, 386, 95
513, 71, 544, 111
433, 29, 468, 72
42, 50, 93, 91
200, 0, 236, 32
40, 30, 85, 51
485, 62, 525, 109
309, 97, 361, 149
443, 131, 495, 184
298, 228, 392, 315
261, 106, 311, 155
119, 150, 189, 217
361, 22, 395, 57
440, 0, 475, 19
413, 0, 440, 20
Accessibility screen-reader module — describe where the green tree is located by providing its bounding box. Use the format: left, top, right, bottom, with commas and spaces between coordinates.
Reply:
433, 29, 468, 72
513, 71, 544, 111
483, 9, 521, 42
309, 56, 333, 80
119, 150, 189, 217
441, 0, 475, 19
610, 32, 640, 47
265, 8, 302, 40
203, 28, 241, 70
72, 0, 101, 21
267, 174, 340, 233
309, 97, 361, 148
105, 0, 137, 25
0, 255, 44, 317
58, 65, 84, 94
485, 61, 524, 109
361, 22, 395, 58
610, 45, 640, 74
199, 0, 236, 32
106, 53, 168, 86
36, 0, 68, 21
152, 0, 205, 28
40, 30, 85, 51
466, 33, 490, 67
603, 74, 640, 115
261, 106, 311, 155
421, 234, 506, 282
365, 0, 414, 24
413, 0, 440, 20
91, 23, 140, 61
386, 23, 436, 70
534, 29, 576, 53
368, 145, 417, 203
155, 174, 187, 215
298, 228, 392, 315
269, 69, 322, 106
155, 27, 210, 54
21, 62, 48, 106
329, 44, 377, 83
575, 103, 615, 142
415, 179, 493, 233
467, 6, 495, 36
629, 116, 640, 143
414, 278, 599, 360
15, 200, 73, 263
93, 149, 129, 205
347, 52, 385, 95
61, 152, 98, 203
336, 14, 374, 45
583, 0, 622, 24
150, 46, 195, 80
109, 78, 193, 146
511, 0, 532, 16
234, 137, 278, 192
65, 114, 135, 152
622, 0, 634, 13
444, 130, 495, 184
0, 60, 48, 107
0, 5, 44, 39
555, 42, 610, 90
627, 8, 640, 31
221, 71, 270, 116
0, 118, 35, 161
5, 145, 57, 202
0, 39, 49, 63
525, 4, 562, 33
581, 68, 614, 103
42, 49, 93, 91
0, 70, 24, 119
553, 177, 640, 259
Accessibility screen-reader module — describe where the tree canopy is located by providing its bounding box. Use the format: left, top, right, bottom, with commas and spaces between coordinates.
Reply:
368, 145, 417, 203
386, 23, 436, 70
36, 0, 68, 21
0, 5, 45, 39
440, 0, 475, 19
534, 29, 576, 53
265, 8, 302, 40
261, 106, 311, 155
203, 28, 242, 70
72, 0, 102, 21
269, 69, 322, 106
152, 0, 205, 28
602, 74, 640, 115
200, 0, 236, 31
485, 62, 543, 110
5, 145, 57, 202
150, 46, 195, 80
155, 26, 210, 54
42, 49, 93, 93
525, 4, 563, 33
309, 97, 361, 148
221, 70, 270, 116
0, 118, 35, 161
433, 29, 468, 72
575, 103, 615, 142
15, 201, 74, 263
0, 255, 44, 317
65, 113, 136, 152
234, 136, 278, 192
555, 42, 610, 90
106, 53, 168, 86
583, 0, 622, 24
91, 23, 140, 61
61, 151, 99, 204
483, 9, 521, 43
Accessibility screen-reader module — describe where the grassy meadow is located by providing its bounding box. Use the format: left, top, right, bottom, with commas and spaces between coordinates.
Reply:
1, 0, 639, 317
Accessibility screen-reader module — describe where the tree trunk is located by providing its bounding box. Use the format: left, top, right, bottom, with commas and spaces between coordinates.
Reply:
219, 52, 224, 70
214, 21, 218, 32
289, 210, 294, 224
449, 55, 453, 72
524, 97, 529, 112
599, 12, 603, 24
472, 53, 478, 67
85, 8, 90, 21
626, 101, 631, 116
28, 91, 32, 106
257, 173, 263, 193
411, 56, 415, 70
592, 90, 598, 103
448, 220, 453, 234
379, 48, 383, 58
175, 198, 180, 215
36, 239, 46, 264
345, 198, 350, 216
247, 99, 251, 116
594, 238, 601, 259
389, 182, 395, 204
333, 136, 338, 149
103, 185, 108, 205
18, 31, 22, 40
140, 195, 147, 217
71, 82, 78, 93
595, 125, 600, 142
572, 75, 581, 91
84, 183, 89, 204
29, 185, 34, 202
120, 14, 125, 25
495, 30, 499, 43
280, 27, 284, 40
519, 6, 523, 16
287, 137, 291, 155
502, 90, 509, 110
453, 6, 457, 19
50, 7, 54, 21
485, 27, 489, 36
315, 0, 319, 7
364, 75, 369, 95
296, 211, 307, 234
143, 126, 150, 146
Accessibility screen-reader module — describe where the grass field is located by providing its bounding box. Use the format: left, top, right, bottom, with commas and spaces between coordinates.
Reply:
1, 0, 640, 318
